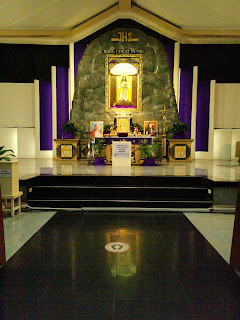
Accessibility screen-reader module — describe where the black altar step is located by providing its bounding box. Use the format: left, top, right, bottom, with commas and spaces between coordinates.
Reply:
26, 175, 213, 209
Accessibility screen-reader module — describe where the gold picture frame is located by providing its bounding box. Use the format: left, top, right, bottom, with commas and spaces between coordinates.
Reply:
105, 54, 142, 112
90, 121, 104, 138
143, 121, 158, 136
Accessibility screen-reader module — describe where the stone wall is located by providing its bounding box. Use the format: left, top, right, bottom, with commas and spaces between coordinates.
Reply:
71, 28, 179, 135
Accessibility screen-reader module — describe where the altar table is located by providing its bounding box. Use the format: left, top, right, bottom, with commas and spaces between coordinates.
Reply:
96, 137, 153, 164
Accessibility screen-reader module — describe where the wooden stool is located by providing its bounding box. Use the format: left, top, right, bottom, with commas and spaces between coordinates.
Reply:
2, 191, 23, 217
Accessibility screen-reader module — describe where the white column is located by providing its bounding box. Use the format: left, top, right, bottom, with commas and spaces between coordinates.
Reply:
208, 80, 216, 160
69, 42, 75, 116
173, 42, 180, 104
34, 79, 40, 158
191, 66, 198, 160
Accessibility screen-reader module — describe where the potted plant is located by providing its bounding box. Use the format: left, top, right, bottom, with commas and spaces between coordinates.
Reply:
92, 139, 106, 165
0, 146, 16, 161
61, 122, 78, 139
170, 121, 190, 139
140, 141, 162, 166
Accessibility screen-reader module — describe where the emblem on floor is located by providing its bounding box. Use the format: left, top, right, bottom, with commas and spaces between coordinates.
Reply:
105, 242, 129, 252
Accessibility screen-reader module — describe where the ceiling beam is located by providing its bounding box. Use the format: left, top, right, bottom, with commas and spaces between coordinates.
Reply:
0, 29, 69, 38
119, 0, 131, 10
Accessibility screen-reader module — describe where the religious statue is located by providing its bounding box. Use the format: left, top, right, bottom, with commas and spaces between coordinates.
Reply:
118, 76, 130, 102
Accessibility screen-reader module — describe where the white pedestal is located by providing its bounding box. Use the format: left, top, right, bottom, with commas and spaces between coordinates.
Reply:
0, 161, 19, 195
112, 141, 131, 167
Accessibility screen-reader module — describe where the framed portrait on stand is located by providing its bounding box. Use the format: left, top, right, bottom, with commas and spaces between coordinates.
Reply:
144, 121, 158, 136
90, 121, 104, 138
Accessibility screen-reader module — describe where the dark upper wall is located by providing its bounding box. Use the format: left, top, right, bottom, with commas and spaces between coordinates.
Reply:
0, 44, 69, 83
77, 19, 175, 46
180, 44, 240, 83
1, 21, 240, 83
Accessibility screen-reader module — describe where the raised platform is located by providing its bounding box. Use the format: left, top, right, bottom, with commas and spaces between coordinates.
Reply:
18, 159, 240, 210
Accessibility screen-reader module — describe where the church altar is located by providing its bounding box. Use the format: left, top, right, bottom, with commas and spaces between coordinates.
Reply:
96, 136, 153, 164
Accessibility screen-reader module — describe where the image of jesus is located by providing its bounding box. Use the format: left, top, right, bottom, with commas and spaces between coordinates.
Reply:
118, 76, 130, 101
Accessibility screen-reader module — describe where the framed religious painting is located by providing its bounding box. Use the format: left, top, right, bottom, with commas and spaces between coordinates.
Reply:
105, 54, 143, 112
90, 121, 104, 138
144, 121, 158, 136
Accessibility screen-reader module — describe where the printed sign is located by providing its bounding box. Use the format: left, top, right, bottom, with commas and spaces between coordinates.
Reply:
113, 143, 131, 158
0, 169, 12, 177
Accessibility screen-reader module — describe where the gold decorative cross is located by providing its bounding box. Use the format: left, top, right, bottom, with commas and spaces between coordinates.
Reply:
160, 105, 169, 136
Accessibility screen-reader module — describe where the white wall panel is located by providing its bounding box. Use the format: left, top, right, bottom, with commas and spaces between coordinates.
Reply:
17, 128, 36, 158
215, 84, 240, 129
0, 128, 18, 157
213, 129, 232, 160
0, 83, 34, 127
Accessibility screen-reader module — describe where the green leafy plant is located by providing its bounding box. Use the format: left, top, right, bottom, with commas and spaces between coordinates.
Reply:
140, 142, 162, 159
92, 139, 105, 158
61, 122, 78, 133
0, 146, 16, 161
130, 122, 143, 133
170, 121, 190, 135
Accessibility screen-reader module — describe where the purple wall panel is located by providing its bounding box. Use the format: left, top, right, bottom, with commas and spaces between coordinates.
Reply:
39, 81, 52, 150
196, 81, 211, 151
56, 67, 69, 139
179, 68, 193, 139
74, 43, 87, 82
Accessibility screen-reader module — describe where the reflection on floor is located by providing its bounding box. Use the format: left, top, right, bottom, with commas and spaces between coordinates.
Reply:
1, 211, 239, 320
18, 158, 240, 182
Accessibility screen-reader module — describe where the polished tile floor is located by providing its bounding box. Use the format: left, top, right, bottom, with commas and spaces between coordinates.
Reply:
18, 158, 240, 182
1, 211, 240, 320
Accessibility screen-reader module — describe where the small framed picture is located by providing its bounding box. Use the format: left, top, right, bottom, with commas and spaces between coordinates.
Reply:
144, 121, 158, 136
90, 121, 104, 138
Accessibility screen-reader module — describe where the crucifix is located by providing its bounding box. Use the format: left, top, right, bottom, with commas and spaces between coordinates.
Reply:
160, 105, 168, 160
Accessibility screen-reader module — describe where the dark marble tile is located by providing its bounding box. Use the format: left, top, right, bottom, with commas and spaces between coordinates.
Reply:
114, 231, 171, 265
44, 264, 116, 300
0, 299, 114, 320
81, 214, 120, 230
189, 297, 240, 320
44, 212, 85, 229
8, 238, 73, 265
116, 264, 185, 300
166, 238, 223, 267
0, 265, 57, 301
119, 215, 158, 230
61, 230, 118, 265
114, 299, 195, 320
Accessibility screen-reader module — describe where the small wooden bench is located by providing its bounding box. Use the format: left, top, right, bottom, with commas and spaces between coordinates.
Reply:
2, 191, 23, 217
